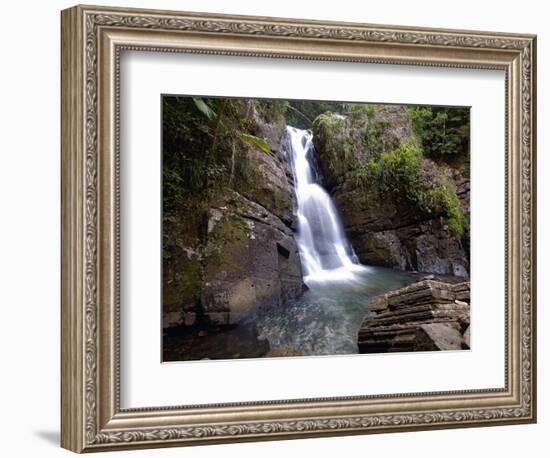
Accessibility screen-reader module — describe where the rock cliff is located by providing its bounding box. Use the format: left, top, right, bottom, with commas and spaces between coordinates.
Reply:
312, 105, 470, 277
162, 99, 303, 328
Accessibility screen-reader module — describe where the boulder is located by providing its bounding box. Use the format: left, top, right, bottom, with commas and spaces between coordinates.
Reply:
462, 325, 471, 349
357, 280, 470, 353
200, 193, 304, 325
416, 323, 464, 351
453, 282, 470, 302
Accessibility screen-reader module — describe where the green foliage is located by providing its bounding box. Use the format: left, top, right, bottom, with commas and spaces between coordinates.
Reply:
236, 132, 271, 153
363, 118, 392, 159
347, 103, 373, 122
312, 105, 396, 186
162, 96, 215, 208
353, 143, 465, 235
315, 104, 397, 167
313, 112, 346, 131
285, 100, 347, 129
312, 113, 351, 181
348, 104, 395, 156
192, 97, 217, 120
354, 143, 424, 205
444, 190, 464, 236
407, 106, 470, 158
162, 96, 274, 206
191, 98, 271, 154
423, 183, 464, 236
255, 99, 288, 122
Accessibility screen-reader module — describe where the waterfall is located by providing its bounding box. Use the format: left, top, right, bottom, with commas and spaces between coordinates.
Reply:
287, 126, 365, 284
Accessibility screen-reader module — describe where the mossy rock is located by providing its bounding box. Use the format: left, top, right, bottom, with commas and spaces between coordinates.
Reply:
312, 106, 417, 190
163, 254, 203, 317
204, 212, 251, 277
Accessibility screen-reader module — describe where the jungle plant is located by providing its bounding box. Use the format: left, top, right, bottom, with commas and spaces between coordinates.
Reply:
407, 106, 470, 158
353, 143, 424, 205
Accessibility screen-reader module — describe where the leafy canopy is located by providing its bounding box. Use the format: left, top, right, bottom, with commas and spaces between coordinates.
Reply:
408, 106, 470, 158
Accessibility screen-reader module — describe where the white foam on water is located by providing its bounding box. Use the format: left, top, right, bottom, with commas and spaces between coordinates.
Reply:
286, 126, 369, 286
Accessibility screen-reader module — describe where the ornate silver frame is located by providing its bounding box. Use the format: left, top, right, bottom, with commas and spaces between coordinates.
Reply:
61, 4, 537, 453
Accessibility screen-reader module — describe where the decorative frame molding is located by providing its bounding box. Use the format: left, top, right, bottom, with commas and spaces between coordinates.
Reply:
61, 4, 536, 453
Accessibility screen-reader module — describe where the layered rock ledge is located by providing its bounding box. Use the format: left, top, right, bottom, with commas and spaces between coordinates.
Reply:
357, 280, 470, 353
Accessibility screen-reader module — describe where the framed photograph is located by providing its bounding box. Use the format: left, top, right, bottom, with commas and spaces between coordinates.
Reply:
61, 4, 537, 453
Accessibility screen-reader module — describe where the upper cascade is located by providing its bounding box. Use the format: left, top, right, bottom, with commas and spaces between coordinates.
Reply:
286, 126, 365, 284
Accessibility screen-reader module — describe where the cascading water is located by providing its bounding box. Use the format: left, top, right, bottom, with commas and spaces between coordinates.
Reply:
286, 126, 364, 284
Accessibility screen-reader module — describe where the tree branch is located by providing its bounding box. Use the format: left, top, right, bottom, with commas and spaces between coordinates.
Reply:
287, 105, 313, 126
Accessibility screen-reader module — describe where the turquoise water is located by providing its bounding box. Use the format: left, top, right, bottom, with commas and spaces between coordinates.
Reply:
163, 266, 416, 361
255, 266, 416, 356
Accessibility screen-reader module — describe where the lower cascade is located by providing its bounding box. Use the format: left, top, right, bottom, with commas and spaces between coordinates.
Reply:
286, 126, 365, 284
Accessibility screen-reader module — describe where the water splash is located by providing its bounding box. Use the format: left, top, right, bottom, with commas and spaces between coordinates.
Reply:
286, 126, 368, 285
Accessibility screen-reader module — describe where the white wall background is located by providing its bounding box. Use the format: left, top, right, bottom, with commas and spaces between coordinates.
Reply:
0, 0, 546, 456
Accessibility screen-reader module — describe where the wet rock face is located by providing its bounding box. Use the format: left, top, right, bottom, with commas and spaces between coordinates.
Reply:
334, 190, 469, 277
312, 105, 470, 277
201, 193, 303, 325
357, 280, 470, 353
